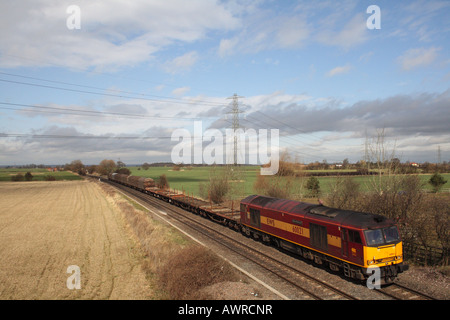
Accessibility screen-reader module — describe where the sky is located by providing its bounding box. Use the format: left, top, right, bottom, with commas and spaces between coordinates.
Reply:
0, 0, 449, 166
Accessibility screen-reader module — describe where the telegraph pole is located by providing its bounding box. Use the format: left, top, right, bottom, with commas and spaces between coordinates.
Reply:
227, 93, 244, 166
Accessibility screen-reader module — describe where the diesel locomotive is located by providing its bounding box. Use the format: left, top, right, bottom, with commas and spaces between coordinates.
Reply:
240, 195, 408, 283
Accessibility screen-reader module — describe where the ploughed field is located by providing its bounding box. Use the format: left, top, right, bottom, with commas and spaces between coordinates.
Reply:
0, 180, 151, 299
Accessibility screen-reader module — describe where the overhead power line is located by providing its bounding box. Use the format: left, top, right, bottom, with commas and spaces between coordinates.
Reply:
2, 53, 230, 97
0, 133, 174, 140
0, 71, 226, 107
0, 102, 203, 121
0, 78, 226, 108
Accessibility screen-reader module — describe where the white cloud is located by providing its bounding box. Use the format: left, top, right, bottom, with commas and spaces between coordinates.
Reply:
326, 65, 352, 77
164, 51, 199, 74
398, 47, 440, 71
394, 0, 450, 42
0, 0, 238, 70
218, 38, 239, 58
316, 14, 368, 49
217, 9, 310, 57
217, 3, 371, 58
171, 87, 191, 97
275, 16, 309, 48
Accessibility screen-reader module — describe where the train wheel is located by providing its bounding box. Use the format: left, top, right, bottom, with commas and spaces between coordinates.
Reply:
313, 255, 323, 265
241, 226, 251, 237
272, 238, 280, 248
329, 263, 340, 272
262, 234, 271, 244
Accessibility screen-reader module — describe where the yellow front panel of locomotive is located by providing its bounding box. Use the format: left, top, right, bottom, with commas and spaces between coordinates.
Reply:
364, 242, 403, 268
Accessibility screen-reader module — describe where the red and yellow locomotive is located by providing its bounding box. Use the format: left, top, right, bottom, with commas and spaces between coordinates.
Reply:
240, 195, 408, 283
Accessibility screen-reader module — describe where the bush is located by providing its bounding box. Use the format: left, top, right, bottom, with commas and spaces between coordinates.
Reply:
199, 167, 231, 204
306, 176, 320, 197
429, 173, 448, 193
11, 173, 24, 181
115, 167, 131, 175
24, 172, 33, 181
327, 177, 360, 210
254, 174, 294, 199
157, 174, 169, 189
208, 175, 229, 204
158, 246, 238, 299
44, 175, 56, 181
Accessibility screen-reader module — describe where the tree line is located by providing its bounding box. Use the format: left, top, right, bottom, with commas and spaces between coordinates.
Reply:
63, 159, 129, 176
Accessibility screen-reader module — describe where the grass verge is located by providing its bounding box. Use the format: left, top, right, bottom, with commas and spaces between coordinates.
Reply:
98, 181, 240, 299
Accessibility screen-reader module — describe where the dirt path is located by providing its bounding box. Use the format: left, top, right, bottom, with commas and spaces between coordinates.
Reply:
0, 180, 152, 299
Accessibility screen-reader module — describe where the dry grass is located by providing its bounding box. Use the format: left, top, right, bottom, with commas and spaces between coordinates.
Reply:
0, 181, 152, 299
158, 245, 240, 300
97, 182, 241, 300
0, 179, 247, 300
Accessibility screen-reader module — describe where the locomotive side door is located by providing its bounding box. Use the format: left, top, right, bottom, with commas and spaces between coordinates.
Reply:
341, 228, 349, 258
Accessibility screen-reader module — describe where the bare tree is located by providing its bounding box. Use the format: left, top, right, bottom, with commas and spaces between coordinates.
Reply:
255, 151, 305, 200
199, 166, 231, 204
327, 176, 361, 210
97, 159, 116, 176
367, 128, 399, 196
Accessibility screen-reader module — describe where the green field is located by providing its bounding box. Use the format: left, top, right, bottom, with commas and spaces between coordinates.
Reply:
0, 168, 83, 181
128, 166, 260, 198
126, 166, 450, 198
3, 165, 447, 197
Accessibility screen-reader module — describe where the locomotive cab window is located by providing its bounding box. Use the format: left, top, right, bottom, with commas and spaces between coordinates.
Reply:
348, 230, 362, 244
364, 226, 400, 247
384, 226, 400, 243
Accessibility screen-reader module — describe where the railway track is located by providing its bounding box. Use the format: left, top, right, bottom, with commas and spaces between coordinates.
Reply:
101, 178, 359, 300
377, 283, 437, 300
94, 177, 439, 300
